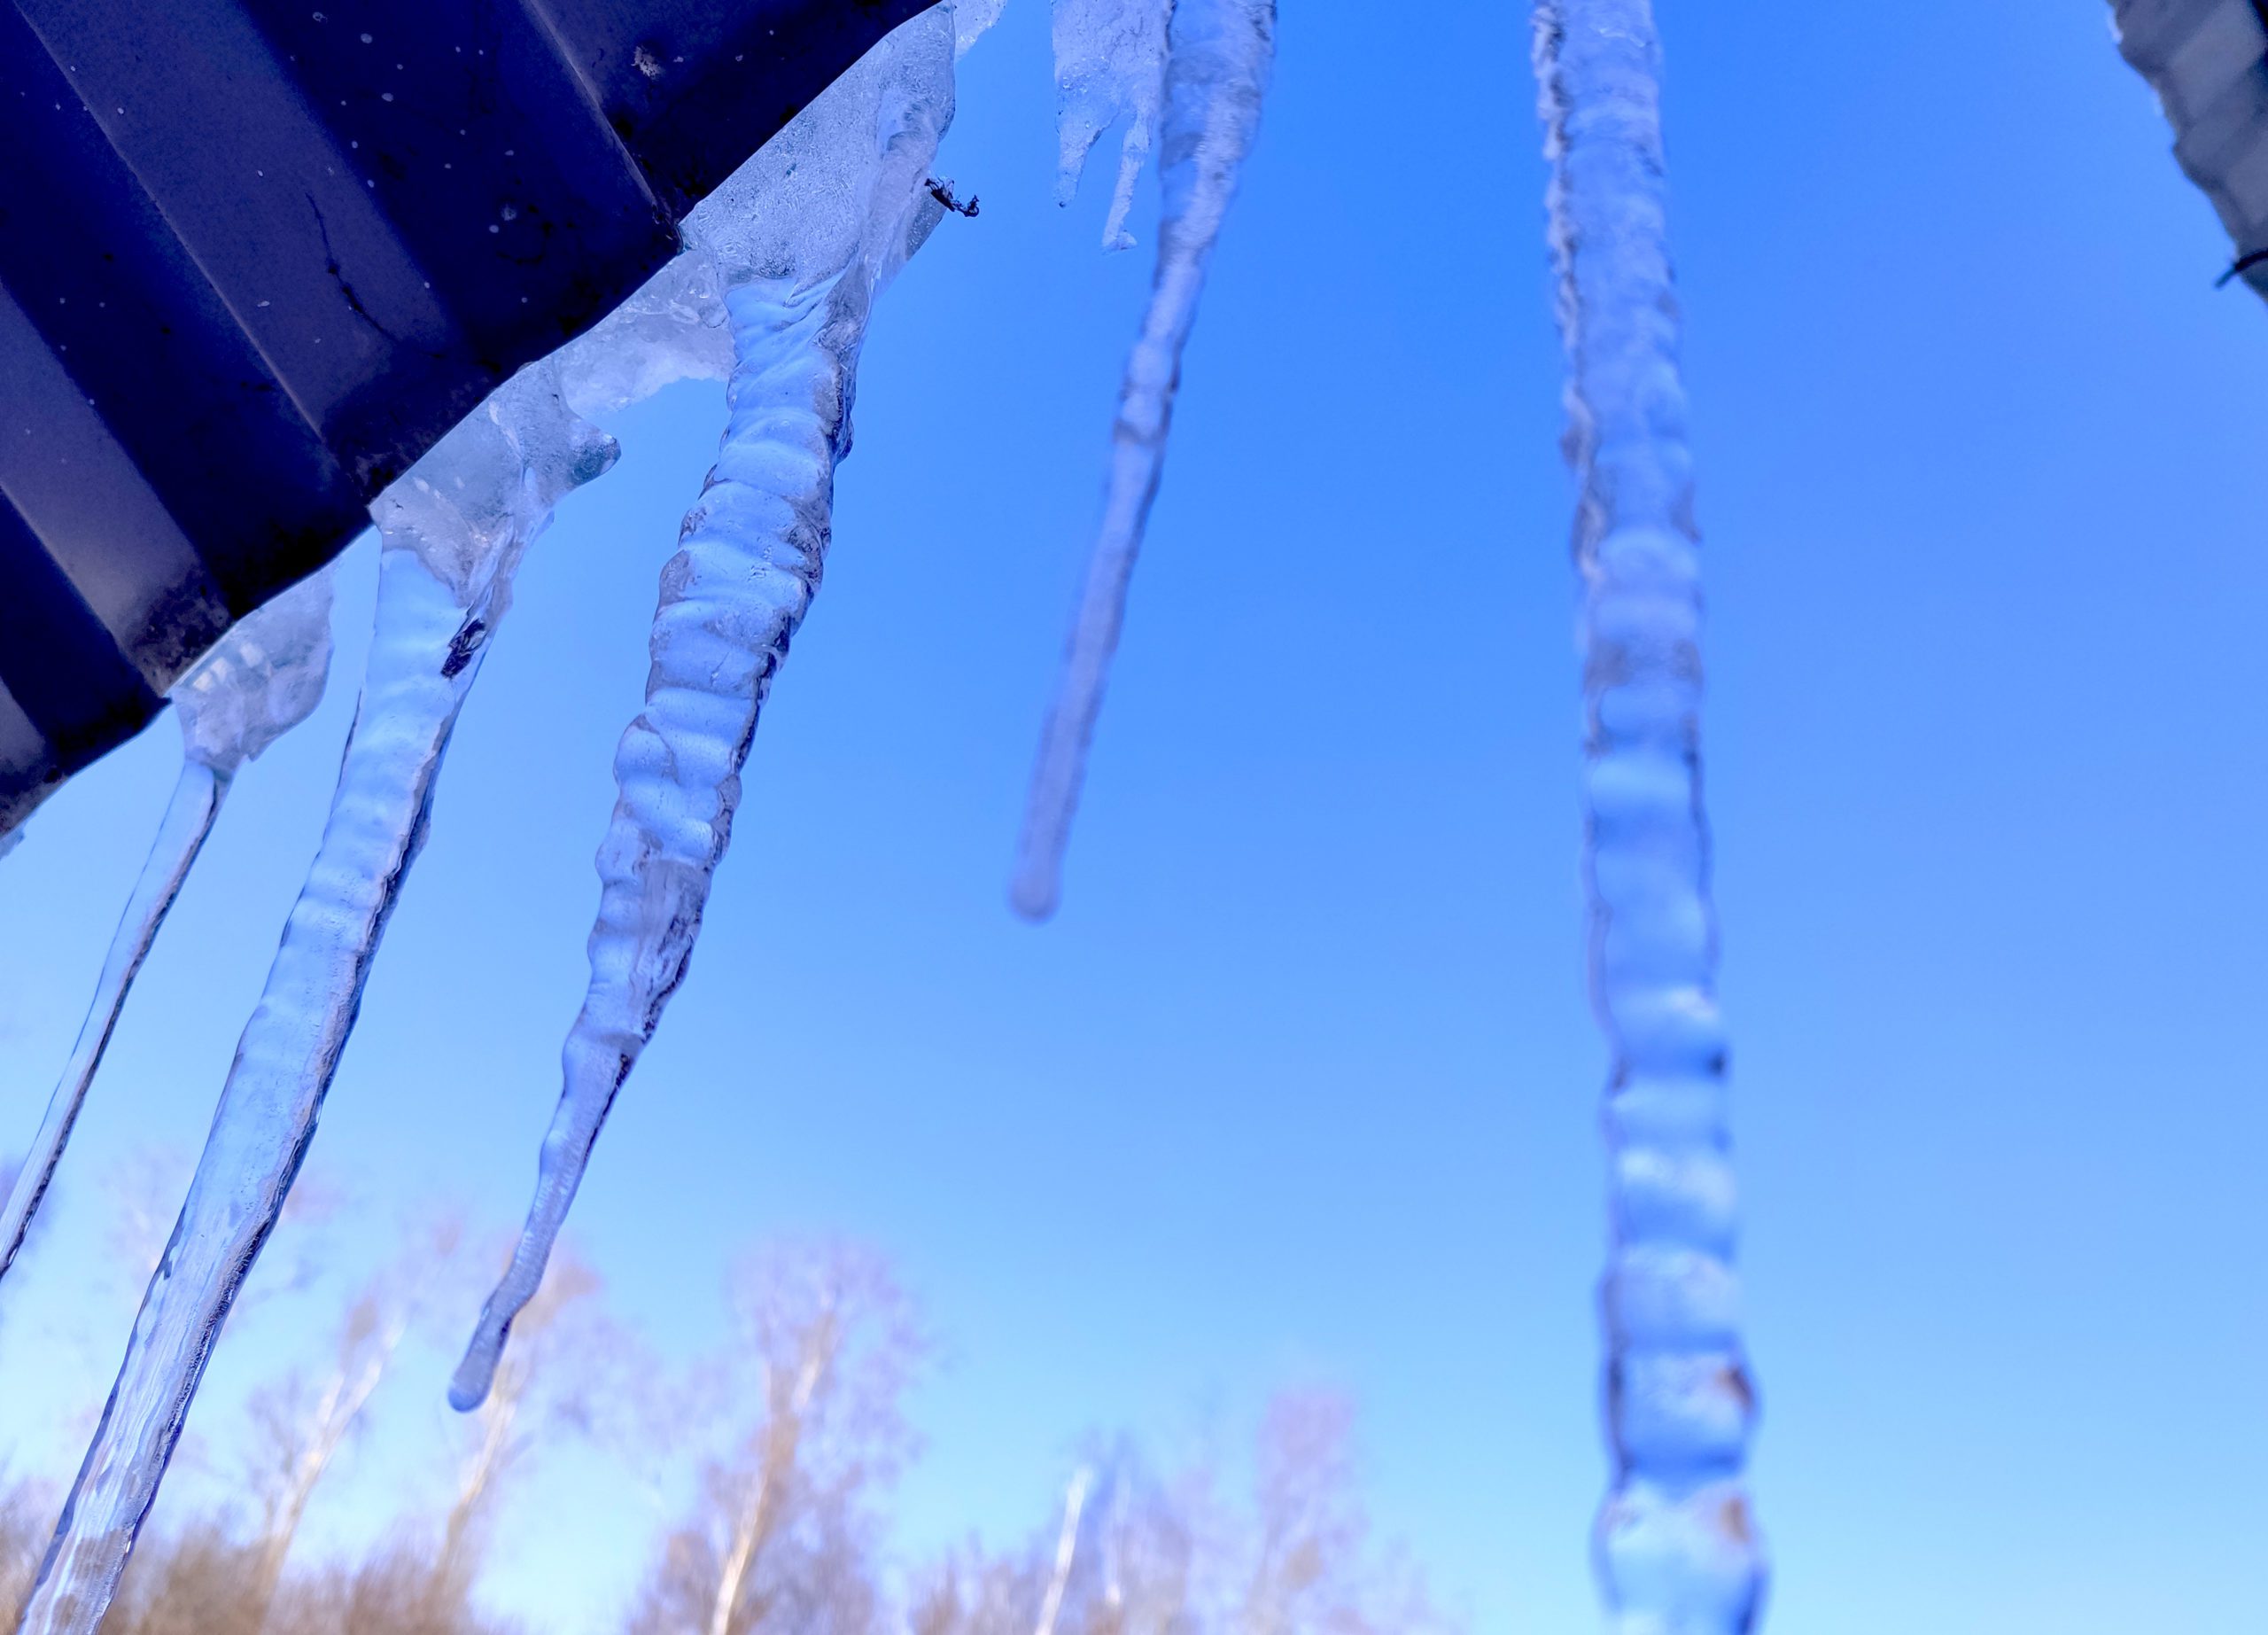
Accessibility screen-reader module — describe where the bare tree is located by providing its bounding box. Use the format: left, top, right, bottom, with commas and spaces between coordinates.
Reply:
99, 1144, 188, 1293
234, 1210, 465, 1627
1226, 1390, 1457, 1635
913, 1451, 1186, 1635
626, 1242, 922, 1635
907, 1550, 1045, 1635
1031, 1468, 1093, 1635
913, 1393, 1457, 1635
425, 1247, 610, 1616
14, 1188, 1467, 1635
0, 1472, 49, 1623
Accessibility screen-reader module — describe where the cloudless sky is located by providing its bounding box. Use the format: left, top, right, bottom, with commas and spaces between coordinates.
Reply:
4, 3, 2268, 1631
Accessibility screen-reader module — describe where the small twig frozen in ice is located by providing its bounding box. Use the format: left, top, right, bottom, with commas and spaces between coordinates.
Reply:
927, 176, 981, 217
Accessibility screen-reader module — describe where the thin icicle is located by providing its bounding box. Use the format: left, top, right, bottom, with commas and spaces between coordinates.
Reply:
1011, 0, 1273, 921
1052, 0, 1171, 250
0, 569, 335, 1285
448, 9, 958, 1413
14, 365, 613, 1635
0, 767, 216, 1280
1533, 4, 1766, 1630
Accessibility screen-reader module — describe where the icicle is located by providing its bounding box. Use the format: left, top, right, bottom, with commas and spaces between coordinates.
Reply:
1010, 0, 1274, 921
0, 569, 335, 1286
555, 249, 734, 427
955, 0, 1012, 58
13, 365, 613, 1635
1052, 0, 1171, 250
448, 10, 958, 1413
1533, 4, 1766, 1629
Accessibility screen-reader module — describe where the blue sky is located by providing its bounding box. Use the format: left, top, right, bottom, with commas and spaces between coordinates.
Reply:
4, 2, 2268, 1630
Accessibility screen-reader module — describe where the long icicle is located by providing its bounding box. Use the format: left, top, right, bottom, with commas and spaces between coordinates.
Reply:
0, 568, 335, 1285
1533, 4, 1766, 1629
1009, 0, 1275, 922
14, 366, 613, 1635
449, 9, 956, 1412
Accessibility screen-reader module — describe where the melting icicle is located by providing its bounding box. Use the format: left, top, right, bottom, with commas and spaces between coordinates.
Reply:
0, 569, 335, 1286
14, 365, 613, 1635
556, 249, 734, 424
448, 9, 958, 1413
1052, 0, 1170, 250
1010, 0, 1274, 921
1533, 3, 1766, 1629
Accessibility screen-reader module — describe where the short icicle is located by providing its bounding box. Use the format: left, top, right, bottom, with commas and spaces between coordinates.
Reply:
14, 364, 614, 1635
1051, 0, 1171, 251
1009, 0, 1275, 921
1533, 3, 1767, 1630
0, 567, 336, 1284
449, 8, 957, 1413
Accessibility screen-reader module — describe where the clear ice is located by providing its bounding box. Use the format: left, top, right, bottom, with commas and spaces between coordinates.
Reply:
447, 6, 959, 1413
1010, 0, 1275, 920
12, 365, 615, 1635
1052, 0, 1170, 250
556, 249, 734, 425
0, 567, 335, 1285
954, 0, 1012, 58
1533, 2, 1766, 1628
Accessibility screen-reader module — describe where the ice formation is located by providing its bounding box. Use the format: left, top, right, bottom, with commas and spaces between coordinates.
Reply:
7, 4, 1783, 1627
1052, 0, 1170, 251
18, 4, 1307, 1620
447, 6, 959, 1413
12, 368, 615, 1635
1533, 2, 1766, 1628
1010, 0, 1275, 920
0, 567, 335, 1284
954, 0, 1012, 57
556, 249, 734, 425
